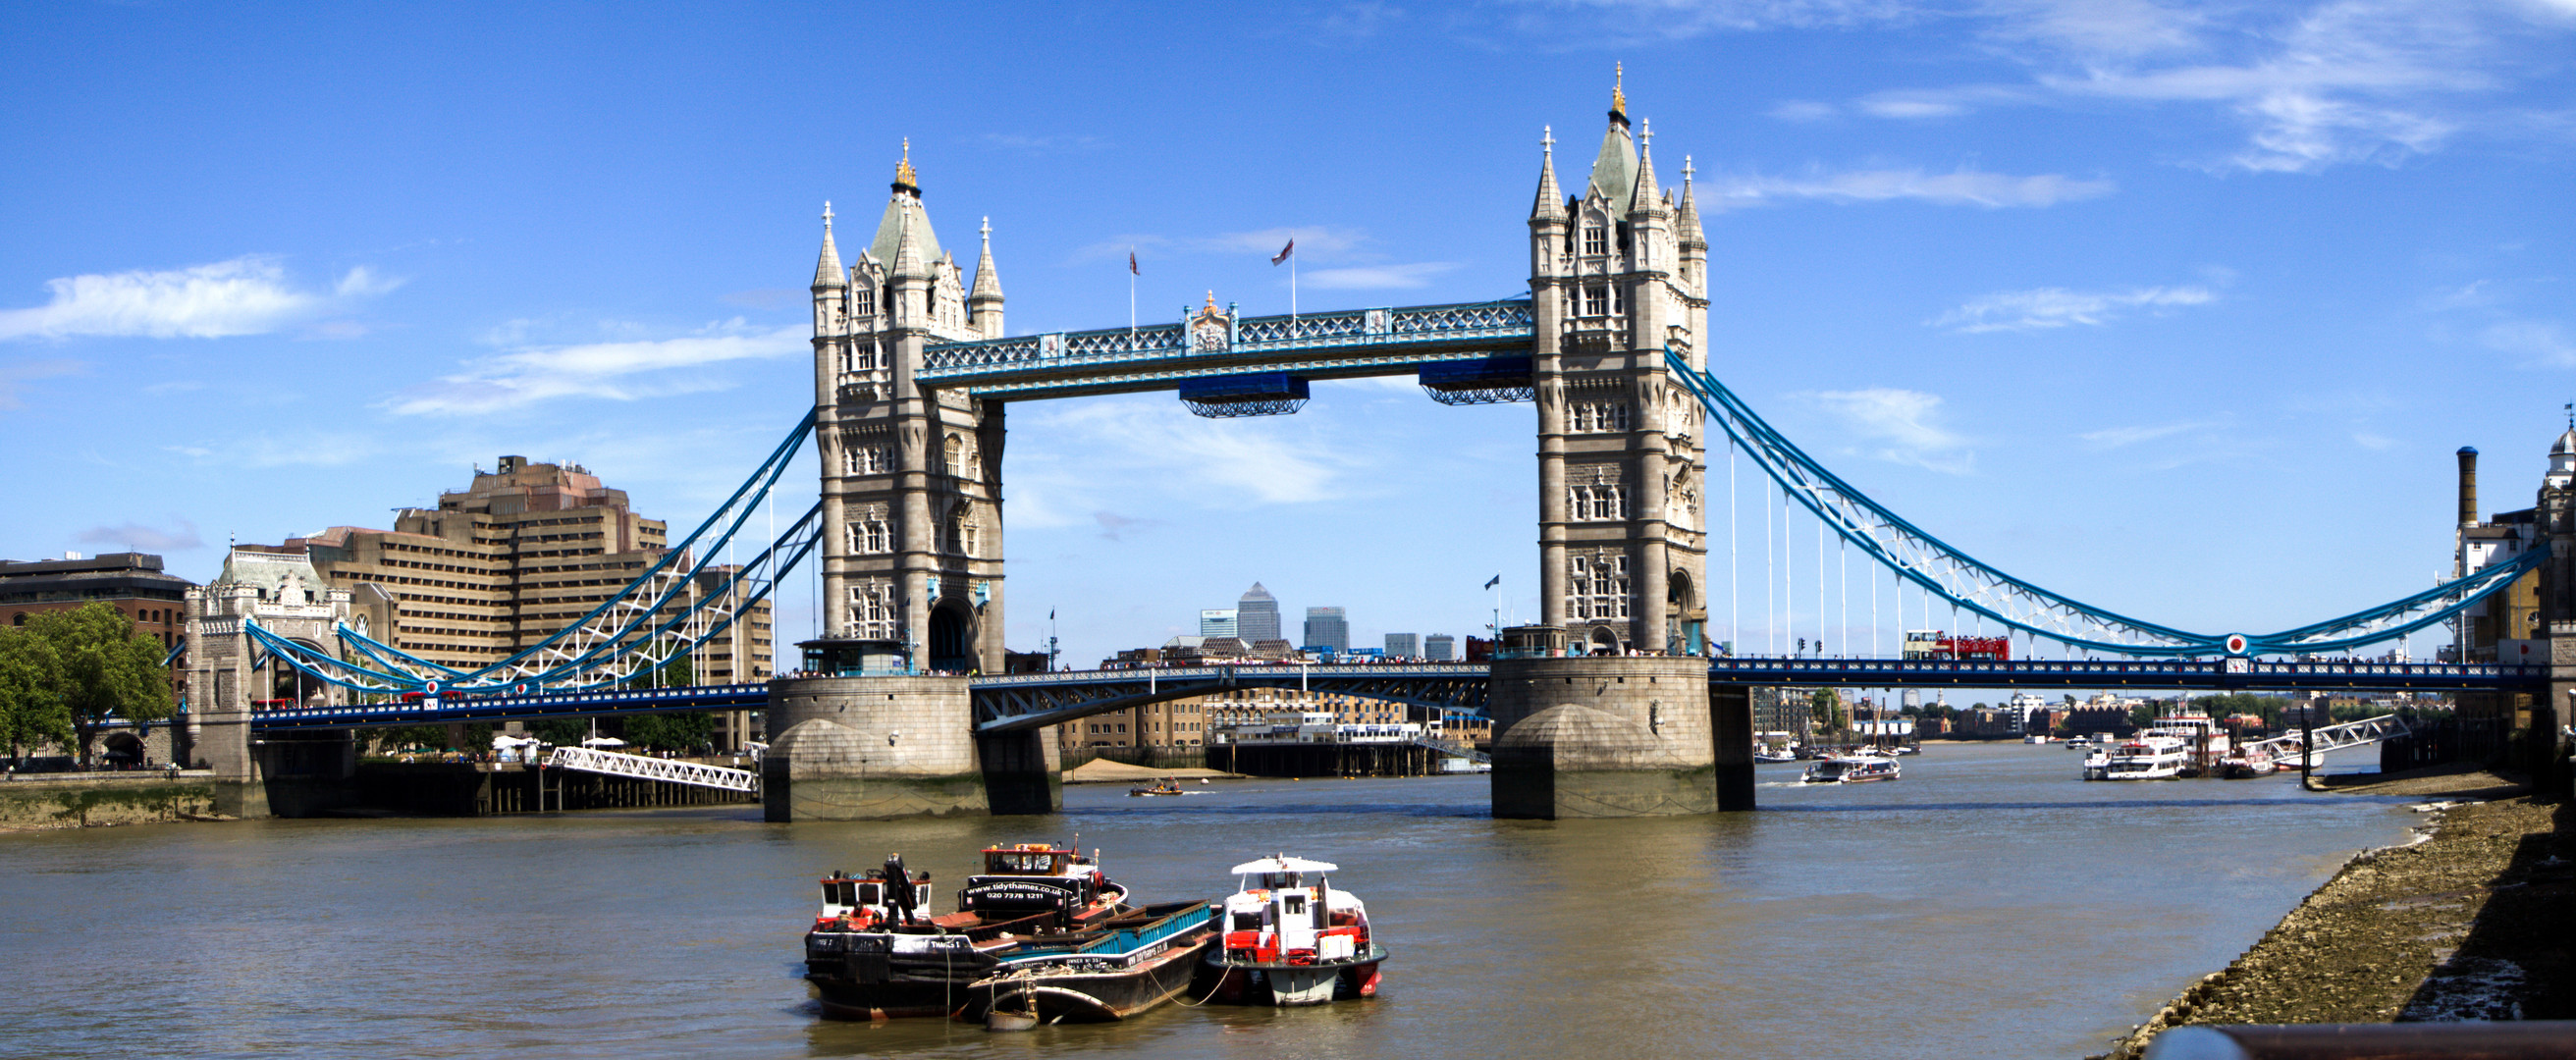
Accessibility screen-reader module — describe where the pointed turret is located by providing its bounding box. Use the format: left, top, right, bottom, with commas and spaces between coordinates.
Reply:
812, 201, 846, 290
969, 217, 1004, 338
870, 138, 943, 268
1584, 66, 1638, 208
1676, 155, 1706, 251
1530, 125, 1564, 220
1630, 119, 1665, 217
890, 204, 929, 281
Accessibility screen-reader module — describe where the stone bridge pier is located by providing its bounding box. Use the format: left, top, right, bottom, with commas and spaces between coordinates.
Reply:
1487, 656, 1720, 819
762, 673, 1058, 821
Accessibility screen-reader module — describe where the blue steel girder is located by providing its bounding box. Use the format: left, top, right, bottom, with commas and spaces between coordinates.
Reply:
1706, 658, 2548, 692
250, 682, 773, 732
917, 300, 1534, 400
971, 663, 1493, 734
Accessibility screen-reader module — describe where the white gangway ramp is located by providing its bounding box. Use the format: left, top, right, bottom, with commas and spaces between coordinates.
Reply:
545, 746, 758, 793
2244, 714, 2410, 763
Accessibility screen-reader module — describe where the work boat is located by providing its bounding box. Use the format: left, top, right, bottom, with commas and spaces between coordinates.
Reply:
802, 845, 1131, 1020
1203, 855, 1388, 1006
965, 901, 1220, 1026
2100, 733, 2187, 780
1801, 756, 1900, 783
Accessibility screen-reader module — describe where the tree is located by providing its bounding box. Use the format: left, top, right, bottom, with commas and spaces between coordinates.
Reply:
0, 628, 74, 761
623, 712, 713, 753
622, 648, 693, 691
23, 605, 174, 764
529, 717, 591, 747
1808, 687, 1846, 735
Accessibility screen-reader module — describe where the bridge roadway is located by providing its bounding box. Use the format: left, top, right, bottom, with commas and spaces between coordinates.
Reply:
247, 658, 2544, 734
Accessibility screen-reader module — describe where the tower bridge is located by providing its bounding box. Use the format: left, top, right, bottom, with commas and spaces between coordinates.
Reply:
188, 76, 2569, 821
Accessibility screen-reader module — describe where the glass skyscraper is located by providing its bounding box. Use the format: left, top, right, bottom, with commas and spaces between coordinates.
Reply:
1303, 606, 1349, 653
1237, 582, 1281, 644
1384, 632, 1420, 658
1200, 609, 1238, 638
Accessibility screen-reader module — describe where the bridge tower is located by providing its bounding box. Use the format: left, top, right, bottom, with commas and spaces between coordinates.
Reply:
180, 547, 361, 817
1491, 72, 1727, 819
811, 143, 1008, 674
1530, 70, 1710, 657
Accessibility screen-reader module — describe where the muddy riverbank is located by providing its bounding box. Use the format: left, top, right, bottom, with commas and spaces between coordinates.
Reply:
2100, 766, 2573, 1058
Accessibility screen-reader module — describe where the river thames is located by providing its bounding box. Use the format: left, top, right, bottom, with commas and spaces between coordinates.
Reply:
2, 743, 2414, 1059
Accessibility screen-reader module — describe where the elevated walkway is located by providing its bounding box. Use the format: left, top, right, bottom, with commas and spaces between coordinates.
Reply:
544, 747, 758, 793
2243, 714, 2411, 763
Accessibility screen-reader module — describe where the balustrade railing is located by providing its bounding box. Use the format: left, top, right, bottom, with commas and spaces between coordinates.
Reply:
920, 300, 1533, 377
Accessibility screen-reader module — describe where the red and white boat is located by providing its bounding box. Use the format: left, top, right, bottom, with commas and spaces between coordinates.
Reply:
1201, 855, 1387, 1006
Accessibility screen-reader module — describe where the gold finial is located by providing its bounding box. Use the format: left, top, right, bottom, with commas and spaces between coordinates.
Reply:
894, 138, 918, 188
1612, 62, 1625, 115
1204, 290, 1218, 311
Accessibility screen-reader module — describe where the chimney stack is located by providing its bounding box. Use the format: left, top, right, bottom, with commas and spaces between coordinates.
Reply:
2457, 446, 2480, 527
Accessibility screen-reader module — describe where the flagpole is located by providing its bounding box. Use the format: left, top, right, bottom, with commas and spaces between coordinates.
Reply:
1128, 247, 1136, 340
1291, 252, 1298, 324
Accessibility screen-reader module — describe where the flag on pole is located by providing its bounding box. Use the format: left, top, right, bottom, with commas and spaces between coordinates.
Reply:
1128, 250, 1139, 275
1271, 238, 1294, 265
1483, 574, 1501, 590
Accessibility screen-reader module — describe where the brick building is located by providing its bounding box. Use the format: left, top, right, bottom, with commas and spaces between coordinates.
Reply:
1, 552, 196, 651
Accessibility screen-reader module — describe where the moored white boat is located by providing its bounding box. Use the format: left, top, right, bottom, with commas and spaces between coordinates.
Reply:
1201, 855, 1387, 1006
2100, 733, 2187, 780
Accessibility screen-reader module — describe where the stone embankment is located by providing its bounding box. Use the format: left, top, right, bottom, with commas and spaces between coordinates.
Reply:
0, 772, 224, 830
2098, 765, 2571, 1058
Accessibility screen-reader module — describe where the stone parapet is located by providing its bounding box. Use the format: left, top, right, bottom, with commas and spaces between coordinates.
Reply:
1486, 656, 1714, 819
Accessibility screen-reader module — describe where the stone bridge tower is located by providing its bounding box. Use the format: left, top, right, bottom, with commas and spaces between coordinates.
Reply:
811, 143, 1008, 673
1530, 70, 1711, 657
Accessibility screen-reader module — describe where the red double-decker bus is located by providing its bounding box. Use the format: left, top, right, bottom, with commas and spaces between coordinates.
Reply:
1901, 630, 2011, 661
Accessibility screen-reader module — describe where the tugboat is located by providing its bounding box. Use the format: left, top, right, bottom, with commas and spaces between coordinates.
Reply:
1800, 756, 1901, 783
964, 900, 1220, 1026
802, 845, 1131, 1020
1201, 855, 1388, 1006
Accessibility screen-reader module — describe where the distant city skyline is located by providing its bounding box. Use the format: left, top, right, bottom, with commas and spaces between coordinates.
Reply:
6, 5, 2570, 672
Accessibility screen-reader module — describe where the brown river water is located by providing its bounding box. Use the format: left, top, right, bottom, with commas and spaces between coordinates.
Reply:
1, 742, 2413, 1059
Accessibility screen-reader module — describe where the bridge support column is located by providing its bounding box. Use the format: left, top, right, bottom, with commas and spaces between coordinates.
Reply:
1710, 684, 1755, 812
1487, 657, 1714, 819
195, 698, 266, 819
975, 729, 1060, 816
762, 675, 988, 821
254, 729, 361, 818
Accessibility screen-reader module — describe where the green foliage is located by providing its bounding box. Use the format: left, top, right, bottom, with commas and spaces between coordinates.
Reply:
16, 605, 174, 763
374, 725, 457, 753
623, 712, 712, 753
1807, 688, 1846, 735
529, 717, 591, 747
0, 628, 75, 759
2129, 702, 2159, 729
2189, 693, 2292, 728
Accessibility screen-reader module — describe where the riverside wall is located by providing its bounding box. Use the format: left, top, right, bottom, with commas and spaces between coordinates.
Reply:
0, 773, 222, 830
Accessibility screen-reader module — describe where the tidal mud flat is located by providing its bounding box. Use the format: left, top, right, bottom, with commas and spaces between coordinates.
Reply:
2100, 767, 2573, 1058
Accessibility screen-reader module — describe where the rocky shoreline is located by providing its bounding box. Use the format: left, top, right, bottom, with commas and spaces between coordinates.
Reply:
2096, 766, 2571, 1058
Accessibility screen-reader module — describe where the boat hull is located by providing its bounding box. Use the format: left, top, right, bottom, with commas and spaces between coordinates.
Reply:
807, 935, 1001, 1019
964, 932, 1217, 1023
1203, 943, 1389, 1006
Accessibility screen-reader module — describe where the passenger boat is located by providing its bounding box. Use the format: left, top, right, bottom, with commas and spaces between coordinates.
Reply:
1202, 855, 1388, 1006
802, 845, 1131, 1020
2081, 749, 2112, 780
963, 901, 1220, 1026
1753, 747, 1799, 764
2100, 733, 2187, 780
1801, 756, 1901, 783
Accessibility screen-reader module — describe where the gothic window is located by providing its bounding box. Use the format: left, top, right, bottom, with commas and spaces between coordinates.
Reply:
842, 443, 890, 476
1583, 286, 1608, 317
1567, 554, 1633, 620
943, 435, 966, 478
847, 581, 896, 640
848, 513, 890, 555
1611, 285, 1625, 316
854, 288, 874, 316
1573, 401, 1630, 433
1573, 403, 1592, 432
1567, 483, 1631, 521
1583, 227, 1606, 256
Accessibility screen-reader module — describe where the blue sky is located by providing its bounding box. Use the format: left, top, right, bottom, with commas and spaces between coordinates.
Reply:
4, 1, 2572, 670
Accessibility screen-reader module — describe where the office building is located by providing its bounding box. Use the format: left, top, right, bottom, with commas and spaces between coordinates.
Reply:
1423, 633, 1456, 661
1199, 609, 1239, 639
1236, 582, 1280, 643
1, 552, 196, 650
1384, 632, 1419, 658
1303, 607, 1348, 653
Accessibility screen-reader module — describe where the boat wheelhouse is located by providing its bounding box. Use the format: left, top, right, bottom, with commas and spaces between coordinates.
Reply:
1203, 855, 1388, 1006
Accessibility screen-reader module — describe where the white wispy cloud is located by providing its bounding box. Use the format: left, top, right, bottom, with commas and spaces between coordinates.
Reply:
382, 319, 806, 415
79, 518, 203, 552
2481, 319, 2576, 365
1933, 284, 2215, 333
1305, 263, 1462, 290
2079, 420, 2216, 449
1705, 166, 2115, 210
1803, 388, 1976, 474
0, 357, 82, 409
0, 256, 397, 341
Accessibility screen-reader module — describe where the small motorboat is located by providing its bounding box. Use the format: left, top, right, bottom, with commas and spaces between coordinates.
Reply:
1753, 747, 1799, 764
1128, 778, 1196, 797
2217, 747, 2277, 778
1801, 756, 1900, 783
1201, 855, 1387, 1006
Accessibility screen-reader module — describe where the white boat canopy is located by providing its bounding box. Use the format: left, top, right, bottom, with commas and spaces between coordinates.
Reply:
579, 736, 627, 748
1231, 855, 1337, 875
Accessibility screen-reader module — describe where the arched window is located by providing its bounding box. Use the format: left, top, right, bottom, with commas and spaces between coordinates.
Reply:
944, 435, 964, 477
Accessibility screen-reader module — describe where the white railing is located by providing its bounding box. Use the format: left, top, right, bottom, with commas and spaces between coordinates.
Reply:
2243, 715, 2411, 761
545, 746, 757, 793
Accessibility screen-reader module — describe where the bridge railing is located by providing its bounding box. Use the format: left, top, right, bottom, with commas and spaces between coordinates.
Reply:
919, 300, 1533, 380
545, 746, 758, 793
249, 682, 772, 729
